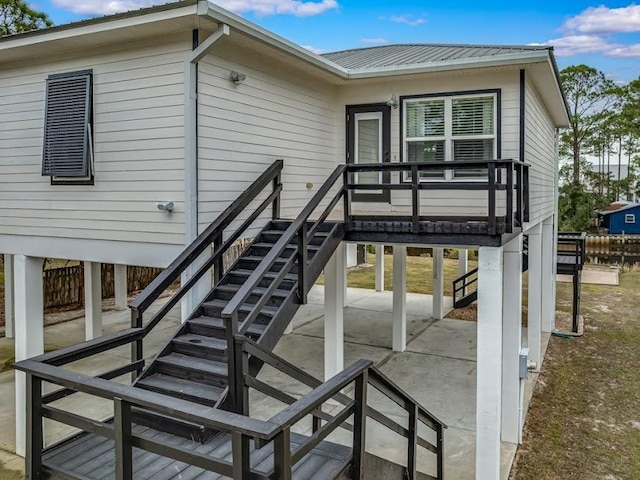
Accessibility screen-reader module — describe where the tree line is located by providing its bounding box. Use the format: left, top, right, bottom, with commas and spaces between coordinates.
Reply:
559, 66, 640, 232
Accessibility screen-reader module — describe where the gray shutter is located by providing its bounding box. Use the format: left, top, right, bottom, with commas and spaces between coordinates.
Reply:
42, 71, 92, 177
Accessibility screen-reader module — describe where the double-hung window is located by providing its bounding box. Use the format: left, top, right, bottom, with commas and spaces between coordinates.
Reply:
42, 70, 94, 184
403, 92, 497, 180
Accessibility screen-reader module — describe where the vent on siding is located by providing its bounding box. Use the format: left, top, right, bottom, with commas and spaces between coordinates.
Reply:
42, 70, 93, 178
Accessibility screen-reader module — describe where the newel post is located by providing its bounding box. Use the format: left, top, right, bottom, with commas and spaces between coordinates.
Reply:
26, 373, 43, 480
352, 370, 368, 479
130, 308, 143, 380
114, 398, 133, 480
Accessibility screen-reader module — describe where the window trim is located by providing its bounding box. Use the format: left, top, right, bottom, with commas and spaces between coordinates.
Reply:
400, 89, 502, 182
42, 69, 95, 185
625, 213, 636, 224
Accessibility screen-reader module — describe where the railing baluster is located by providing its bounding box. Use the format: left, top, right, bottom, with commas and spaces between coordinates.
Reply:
26, 373, 43, 480
407, 403, 418, 480
297, 227, 308, 304
343, 169, 351, 226
213, 234, 223, 286
506, 163, 514, 233
352, 371, 368, 480
130, 309, 143, 381
114, 398, 133, 480
411, 165, 420, 234
488, 163, 497, 235
273, 428, 292, 480
523, 165, 530, 222
436, 423, 445, 480
232, 432, 250, 480
515, 164, 523, 227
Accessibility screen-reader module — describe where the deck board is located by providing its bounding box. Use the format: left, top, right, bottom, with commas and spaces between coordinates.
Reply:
44, 427, 351, 480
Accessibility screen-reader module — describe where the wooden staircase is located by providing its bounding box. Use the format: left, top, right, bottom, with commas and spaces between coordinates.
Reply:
133, 219, 344, 439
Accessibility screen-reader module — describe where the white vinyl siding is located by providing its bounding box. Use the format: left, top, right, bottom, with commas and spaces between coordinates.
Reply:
337, 70, 518, 219
524, 76, 557, 223
0, 33, 190, 247
197, 42, 340, 235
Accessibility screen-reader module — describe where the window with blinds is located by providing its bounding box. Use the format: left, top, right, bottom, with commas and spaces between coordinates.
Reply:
42, 70, 94, 184
403, 93, 496, 180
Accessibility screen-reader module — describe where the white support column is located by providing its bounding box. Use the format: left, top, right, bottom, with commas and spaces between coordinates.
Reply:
476, 246, 504, 480
432, 247, 444, 320
527, 224, 543, 371
458, 248, 469, 278
14, 255, 44, 457
114, 264, 128, 311
3, 254, 15, 339
392, 245, 407, 352
324, 242, 345, 380
375, 245, 385, 292
84, 261, 102, 340
541, 218, 555, 333
501, 235, 523, 445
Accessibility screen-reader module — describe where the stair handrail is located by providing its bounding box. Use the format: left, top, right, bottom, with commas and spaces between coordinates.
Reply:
452, 267, 478, 306
221, 164, 347, 337
234, 335, 447, 480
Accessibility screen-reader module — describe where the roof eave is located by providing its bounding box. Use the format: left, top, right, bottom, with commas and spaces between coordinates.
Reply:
198, 0, 348, 79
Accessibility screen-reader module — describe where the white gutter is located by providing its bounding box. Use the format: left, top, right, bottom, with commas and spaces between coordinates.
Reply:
198, 0, 347, 79
184, 22, 230, 245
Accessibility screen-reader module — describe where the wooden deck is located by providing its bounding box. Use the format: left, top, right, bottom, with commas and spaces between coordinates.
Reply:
44, 425, 352, 480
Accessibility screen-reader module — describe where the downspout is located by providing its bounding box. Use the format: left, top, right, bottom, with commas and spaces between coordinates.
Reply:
183, 20, 230, 318
184, 21, 230, 245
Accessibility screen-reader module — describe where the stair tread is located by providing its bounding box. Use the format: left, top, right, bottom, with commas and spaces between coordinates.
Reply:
136, 374, 224, 405
216, 284, 291, 298
230, 269, 298, 281
172, 333, 227, 350
156, 352, 228, 377
252, 242, 321, 250
202, 299, 279, 316
189, 316, 267, 336
262, 229, 331, 237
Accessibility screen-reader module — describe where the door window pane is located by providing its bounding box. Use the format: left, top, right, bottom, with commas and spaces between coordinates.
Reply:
356, 118, 380, 184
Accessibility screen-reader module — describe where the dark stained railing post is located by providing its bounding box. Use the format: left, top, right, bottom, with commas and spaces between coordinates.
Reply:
515, 163, 523, 227
436, 423, 445, 480
273, 428, 292, 480
114, 398, 133, 480
232, 432, 250, 480
234, 336, 249, 416
506, 162, 514, 233
488, 162, 497, 235
297, 227, 308, 305
226, 313, 240, 412
273, 165, 282, 220
343, 169, 351, 227
411, 165, 420, 234
26, 373, 43, 480
130, 308, 143, 381
523, 165, 530, 222
352, 371, 368, 479
213, 235, 223, 286
407, 403, 418, 480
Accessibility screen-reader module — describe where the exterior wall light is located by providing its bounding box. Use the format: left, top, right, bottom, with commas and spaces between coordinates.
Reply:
386, 94, 399, 109
156, 201, 175, 212
230, 71, 246, 84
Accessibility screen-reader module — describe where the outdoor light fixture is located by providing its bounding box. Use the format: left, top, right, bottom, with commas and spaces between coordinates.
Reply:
156, 201, 175, 212
230, 71, 247, 84
386, 93, 399, 109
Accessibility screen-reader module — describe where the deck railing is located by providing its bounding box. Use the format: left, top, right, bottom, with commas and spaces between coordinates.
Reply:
14, 335, 446, 480
344, 159, 529, 235
557, 232, 587, 271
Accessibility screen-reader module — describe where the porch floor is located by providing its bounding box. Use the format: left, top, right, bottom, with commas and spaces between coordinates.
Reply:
0, 286, 549, 480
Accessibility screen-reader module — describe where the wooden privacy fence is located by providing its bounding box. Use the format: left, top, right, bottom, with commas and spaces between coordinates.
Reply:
585, 234, 640, 263
43, 238, 252, 310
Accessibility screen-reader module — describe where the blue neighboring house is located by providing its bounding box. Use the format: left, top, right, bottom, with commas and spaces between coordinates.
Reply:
598, 202, 640, 234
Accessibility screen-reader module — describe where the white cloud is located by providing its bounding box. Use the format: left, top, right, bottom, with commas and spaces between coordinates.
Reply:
535, 4, 640, 58
387, 14, 425, 26
563, 5, 640, 34
53, 0, 338, 17
539, 34, 640, 58
361, 37, 387, 45
301, 45, 324, 54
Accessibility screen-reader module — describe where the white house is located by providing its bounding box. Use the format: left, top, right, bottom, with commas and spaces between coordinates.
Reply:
1, 1, 569, 478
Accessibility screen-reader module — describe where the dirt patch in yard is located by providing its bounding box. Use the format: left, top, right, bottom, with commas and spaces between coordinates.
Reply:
510, 271, 640, 479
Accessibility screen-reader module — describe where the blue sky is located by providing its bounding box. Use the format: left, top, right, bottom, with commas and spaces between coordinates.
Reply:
32, 0, 640, 82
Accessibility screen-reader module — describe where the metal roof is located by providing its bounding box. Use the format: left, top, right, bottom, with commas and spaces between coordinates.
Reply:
598, 202, 640, 216
322, 44, 552, 70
